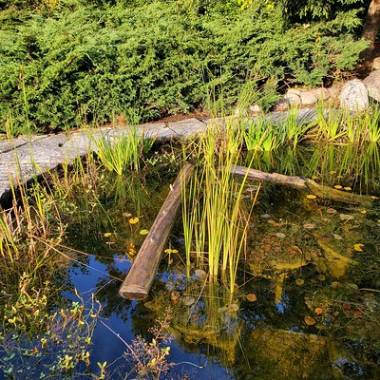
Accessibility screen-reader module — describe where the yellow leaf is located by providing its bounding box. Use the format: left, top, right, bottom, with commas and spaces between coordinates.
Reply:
246, 293, 257, 302
304, 316, 316, 326
353, 243, 364, 252
128, 217, 139, 225
103, 232, 112, 238
306, 194, 317, 200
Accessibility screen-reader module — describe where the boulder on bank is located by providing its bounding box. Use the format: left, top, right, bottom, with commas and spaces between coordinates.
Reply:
363, 70, 380, 102
339, 79, 369, 112
284, 87, 330, 106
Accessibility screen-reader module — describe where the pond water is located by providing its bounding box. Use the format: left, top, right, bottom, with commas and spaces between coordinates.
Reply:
1, 143, 380, 379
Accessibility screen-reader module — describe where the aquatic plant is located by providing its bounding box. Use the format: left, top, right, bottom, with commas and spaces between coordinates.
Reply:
95, 129, 154, 175
182, 118, 257, 296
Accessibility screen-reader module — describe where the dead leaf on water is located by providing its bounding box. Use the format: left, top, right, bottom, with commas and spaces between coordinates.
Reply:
304, 316, 316, 326
170, 291, 180, 305
228, 303, 239, 313
339, 214, 354, 222
182, 296, 195, 306
246, 293, 257, 302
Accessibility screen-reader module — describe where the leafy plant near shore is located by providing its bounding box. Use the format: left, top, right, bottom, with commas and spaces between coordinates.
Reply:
0, 0, 367, 134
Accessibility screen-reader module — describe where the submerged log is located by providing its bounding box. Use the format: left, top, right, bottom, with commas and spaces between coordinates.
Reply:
231, 165, 377, 206
119, 163, 194, 300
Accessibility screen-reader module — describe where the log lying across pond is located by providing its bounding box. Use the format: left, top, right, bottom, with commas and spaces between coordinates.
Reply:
119, 163, 194, 300
231, 165, 377, 206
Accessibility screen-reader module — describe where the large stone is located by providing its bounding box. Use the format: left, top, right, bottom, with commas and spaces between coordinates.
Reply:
363, 70, 380, 102
339, 79, 369, 112
284, 87, 330, 107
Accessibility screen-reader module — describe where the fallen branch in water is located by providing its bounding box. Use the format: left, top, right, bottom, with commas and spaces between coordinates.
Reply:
119, 163, 194, 300
231, 165, 377, 206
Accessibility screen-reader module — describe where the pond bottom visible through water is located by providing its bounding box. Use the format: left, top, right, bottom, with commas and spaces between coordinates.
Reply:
1, 143, 380, 380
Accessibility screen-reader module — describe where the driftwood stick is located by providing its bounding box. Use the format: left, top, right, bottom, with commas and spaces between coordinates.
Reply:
119, 163, 194, 300
231, 165, 377, 206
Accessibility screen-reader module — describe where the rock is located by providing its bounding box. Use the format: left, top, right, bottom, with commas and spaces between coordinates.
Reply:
363, 70, 380, 102
372, 57, 380, 70
249, 104, 263, 114
284, 88, 330, 107
339, 79, 369, 112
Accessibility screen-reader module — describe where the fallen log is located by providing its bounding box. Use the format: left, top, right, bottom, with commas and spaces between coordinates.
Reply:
119, 163, 194, 300
231, 165, 377, 206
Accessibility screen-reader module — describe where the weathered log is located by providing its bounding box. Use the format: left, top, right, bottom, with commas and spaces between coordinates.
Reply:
119, 163, 194, 300
231, 165, 377, 206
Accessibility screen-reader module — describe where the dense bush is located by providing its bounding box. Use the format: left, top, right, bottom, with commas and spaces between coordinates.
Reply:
0, 0, 368, 133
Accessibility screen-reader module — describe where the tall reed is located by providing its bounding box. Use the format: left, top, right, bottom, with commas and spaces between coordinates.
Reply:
182, 118, 256, 297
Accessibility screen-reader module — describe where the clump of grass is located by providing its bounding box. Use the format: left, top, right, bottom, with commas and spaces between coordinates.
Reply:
182, 119, 257, 297
95, 129, 154, 175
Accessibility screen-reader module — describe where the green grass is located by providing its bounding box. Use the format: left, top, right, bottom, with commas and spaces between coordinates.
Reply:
182, 118, 258, 297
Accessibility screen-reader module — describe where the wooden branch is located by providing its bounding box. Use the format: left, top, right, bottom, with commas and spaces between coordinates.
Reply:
231, 165, 377, 206
119, 163, 194, 300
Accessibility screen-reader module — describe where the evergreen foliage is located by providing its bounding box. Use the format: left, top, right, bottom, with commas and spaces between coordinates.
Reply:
0, 0, 369, 133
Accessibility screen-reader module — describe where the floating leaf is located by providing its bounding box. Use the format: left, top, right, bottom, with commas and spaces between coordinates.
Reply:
296, 278, 304, 286
170, 291, 180, 305
129, 217, 139, 225
304, 316, 316, 326
246, 293, 257, 302
182, 296, 195, 306
334, 185, 343, 190
228, 303, 239, 313
353, 243, 364, 252
339, 213, 353, 221
306, 194, 317, 200
194, 269, 207, 281
139, 229, 149, 236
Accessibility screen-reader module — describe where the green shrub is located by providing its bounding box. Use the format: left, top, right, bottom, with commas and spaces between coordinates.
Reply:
0, 0, 368, 133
